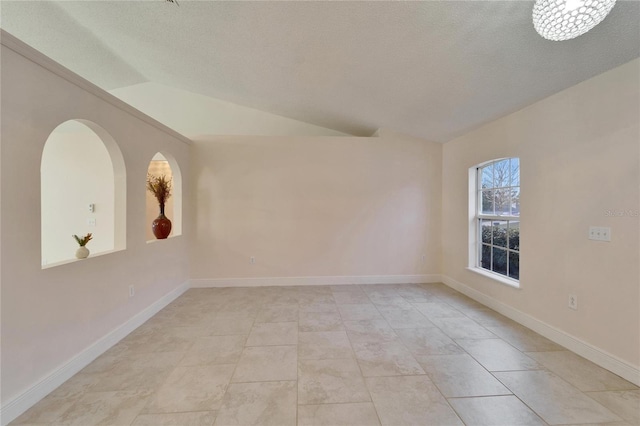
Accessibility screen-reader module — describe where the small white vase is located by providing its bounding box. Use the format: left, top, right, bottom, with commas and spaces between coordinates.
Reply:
75, 246, 90, 259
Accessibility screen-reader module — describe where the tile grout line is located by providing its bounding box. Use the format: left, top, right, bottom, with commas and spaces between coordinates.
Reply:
368, 287, 468, 426
218, 302, 261, 424
340, 288, 385, 426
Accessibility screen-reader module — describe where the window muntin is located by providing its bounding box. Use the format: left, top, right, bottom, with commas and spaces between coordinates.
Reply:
477, 158, 520, 280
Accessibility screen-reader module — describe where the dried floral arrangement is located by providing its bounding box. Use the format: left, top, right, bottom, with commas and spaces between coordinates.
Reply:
147, 174, 173, 207
73, 233, 93, 247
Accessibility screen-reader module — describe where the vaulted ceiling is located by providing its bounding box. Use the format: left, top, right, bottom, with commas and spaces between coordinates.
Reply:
2, 1, 639, 142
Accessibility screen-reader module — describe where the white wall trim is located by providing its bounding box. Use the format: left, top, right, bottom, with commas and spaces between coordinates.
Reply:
0, 29, 192, 146
0, 281, 190, 426
441, 275, 640, 386
191, 274, 442, 288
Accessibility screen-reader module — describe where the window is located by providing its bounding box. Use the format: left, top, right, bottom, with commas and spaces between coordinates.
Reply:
475, 158, 520, 281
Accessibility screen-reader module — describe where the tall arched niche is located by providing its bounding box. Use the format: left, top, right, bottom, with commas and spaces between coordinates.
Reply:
146, 152, 182, 241
41, 119, 126, 266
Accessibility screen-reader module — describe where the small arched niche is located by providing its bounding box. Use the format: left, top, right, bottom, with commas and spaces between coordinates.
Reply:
146, 152, 182, 241
41, 120, 126, 267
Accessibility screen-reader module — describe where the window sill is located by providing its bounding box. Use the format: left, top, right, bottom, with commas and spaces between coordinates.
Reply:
466, 267, 520, 289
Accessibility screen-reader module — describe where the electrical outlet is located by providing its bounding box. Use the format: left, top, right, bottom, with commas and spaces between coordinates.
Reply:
87, 218, 96, 227
250, 256, 256, 264
568, 294, 578, 310
588, 226, 611, 242
129, 285, 135, 298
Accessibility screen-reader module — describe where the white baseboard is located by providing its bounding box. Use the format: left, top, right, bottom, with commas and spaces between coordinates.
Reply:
190, 274, 442, 288
0, 281, 190, 426
441, 275, 640, 386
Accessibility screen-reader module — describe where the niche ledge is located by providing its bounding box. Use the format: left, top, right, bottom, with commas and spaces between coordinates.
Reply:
41, 248, 124, 269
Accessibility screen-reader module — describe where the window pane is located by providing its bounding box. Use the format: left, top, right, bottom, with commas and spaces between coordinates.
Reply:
494, 188, 511, 215
481, 244, 491, 269
511, 187, 520, 216
492, 247, 508, 275
481, 220, 492, 244
509, 251, 519, 280
508, 221, 520, 250
492, 221, 508, 247
481, 190, 494, 214
509, 158, 520, 187
493, 159, 510, 188
481, 164, 494, 189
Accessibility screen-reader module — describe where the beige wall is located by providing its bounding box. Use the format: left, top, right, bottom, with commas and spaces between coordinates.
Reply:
442, 59, 640, 369
190, 129, 442, 281
1, 43, 191, 405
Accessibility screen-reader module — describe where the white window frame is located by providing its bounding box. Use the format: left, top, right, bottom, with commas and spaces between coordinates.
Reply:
468, 158, 520, 288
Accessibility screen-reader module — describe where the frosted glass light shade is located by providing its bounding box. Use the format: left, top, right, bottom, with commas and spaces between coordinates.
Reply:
533, 0, 616, 41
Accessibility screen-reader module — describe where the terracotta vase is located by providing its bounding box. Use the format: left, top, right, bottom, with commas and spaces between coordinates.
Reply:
152, 203, 172, 239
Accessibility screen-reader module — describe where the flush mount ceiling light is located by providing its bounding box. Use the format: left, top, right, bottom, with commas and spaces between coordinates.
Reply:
533, 0, 616, 41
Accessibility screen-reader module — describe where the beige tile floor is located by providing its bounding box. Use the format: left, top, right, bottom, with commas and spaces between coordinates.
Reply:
12, 283, 640, 426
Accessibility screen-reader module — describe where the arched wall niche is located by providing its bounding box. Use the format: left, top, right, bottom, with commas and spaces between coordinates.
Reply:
40, 119, 126, 266
145, 151, 182, 241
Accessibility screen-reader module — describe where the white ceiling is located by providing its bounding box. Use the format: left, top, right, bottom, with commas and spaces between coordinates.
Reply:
2, 1, 639, 142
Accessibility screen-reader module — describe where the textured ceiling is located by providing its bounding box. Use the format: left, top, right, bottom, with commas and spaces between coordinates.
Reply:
2, 1, 639, 142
